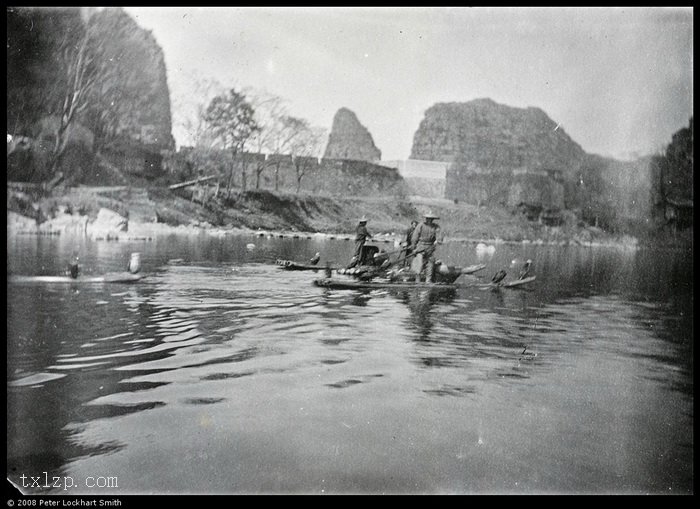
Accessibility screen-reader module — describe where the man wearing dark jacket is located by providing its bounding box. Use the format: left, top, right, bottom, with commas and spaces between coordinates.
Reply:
411, 212, 440, 282
349, 217, 372, 267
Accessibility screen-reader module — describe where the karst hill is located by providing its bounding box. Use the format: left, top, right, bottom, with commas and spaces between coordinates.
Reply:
408, 98, 655, 231
411, 98, 587, 174
323, 108, 382, 162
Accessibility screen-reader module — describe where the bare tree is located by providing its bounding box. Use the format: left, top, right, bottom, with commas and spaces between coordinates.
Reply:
45, 8, 146, 184
265, 114, 307, 192
245, 91, 289, 189
174, 74, 226, 150
48, 9, 101, 181
171, 75, 226, 182
290, 122, 327, 194
204, 88, 258, 197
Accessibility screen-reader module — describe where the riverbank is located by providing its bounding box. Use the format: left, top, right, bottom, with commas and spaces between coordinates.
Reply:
7, 184, 690, 250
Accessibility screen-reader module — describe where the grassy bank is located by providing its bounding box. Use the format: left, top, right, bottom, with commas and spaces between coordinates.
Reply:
7, 184, 680, 249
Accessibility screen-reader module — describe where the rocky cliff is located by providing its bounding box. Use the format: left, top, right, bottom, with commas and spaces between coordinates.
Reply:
413, 98, 659, 231
323, 108, 381, 161
91, 7, 175, 150
7, 7, 174, 182
411, 98, 587, 174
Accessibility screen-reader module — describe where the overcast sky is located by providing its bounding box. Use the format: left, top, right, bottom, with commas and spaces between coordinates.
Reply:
123, 6, 693, 161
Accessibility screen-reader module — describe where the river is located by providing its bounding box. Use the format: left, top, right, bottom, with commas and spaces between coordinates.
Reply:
6, 232, 694, 495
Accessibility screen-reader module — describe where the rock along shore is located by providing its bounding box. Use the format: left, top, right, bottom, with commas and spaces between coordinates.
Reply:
8, 206, 640, 251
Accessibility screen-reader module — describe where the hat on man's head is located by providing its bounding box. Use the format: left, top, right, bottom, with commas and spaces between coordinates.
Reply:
359, 216, 368, 223
424, 210, 439, 219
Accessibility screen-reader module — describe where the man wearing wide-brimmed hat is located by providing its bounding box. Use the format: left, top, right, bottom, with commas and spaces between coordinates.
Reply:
410, 211, 440, 282
348, 216, 372, 268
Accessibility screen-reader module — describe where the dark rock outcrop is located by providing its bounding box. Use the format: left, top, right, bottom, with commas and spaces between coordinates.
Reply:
652, 117, 693, 204
323, 108, 381, 162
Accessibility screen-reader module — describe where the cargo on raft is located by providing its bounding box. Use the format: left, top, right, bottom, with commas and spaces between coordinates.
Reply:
380, 263, 486, 284
280, 243, 486, 284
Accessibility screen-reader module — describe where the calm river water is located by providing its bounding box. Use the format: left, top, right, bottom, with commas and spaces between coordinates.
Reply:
6, 232, 694, 495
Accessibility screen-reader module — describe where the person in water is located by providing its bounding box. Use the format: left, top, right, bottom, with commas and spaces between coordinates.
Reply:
69, 256, 80, 279
128, 252, 141, 274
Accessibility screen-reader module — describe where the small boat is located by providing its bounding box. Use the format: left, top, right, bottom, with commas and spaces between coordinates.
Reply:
486, 275, 536, 289
462, 264, 487, 274
500, 275, 536, 288
8, 272, 145, 284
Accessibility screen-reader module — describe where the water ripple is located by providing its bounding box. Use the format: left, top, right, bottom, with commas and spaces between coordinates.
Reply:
6, 241, 693, 495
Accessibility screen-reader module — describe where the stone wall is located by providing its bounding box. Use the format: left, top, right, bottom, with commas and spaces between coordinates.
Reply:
402, 177, 445, 199
304, 159, 407, 196
174, 149, 409, 198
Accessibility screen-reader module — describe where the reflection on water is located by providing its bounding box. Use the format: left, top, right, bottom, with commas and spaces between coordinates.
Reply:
6, 234, 693, 494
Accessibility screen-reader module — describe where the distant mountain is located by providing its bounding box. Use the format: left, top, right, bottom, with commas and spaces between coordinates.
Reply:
410, 98, 663, 231
323, 108, 381, 162
410, 98, 588, 175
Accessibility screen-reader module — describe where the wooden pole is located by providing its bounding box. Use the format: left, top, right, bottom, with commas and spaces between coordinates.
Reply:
168, 175, 216, 190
